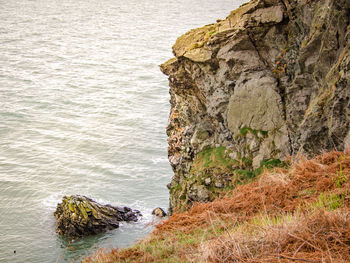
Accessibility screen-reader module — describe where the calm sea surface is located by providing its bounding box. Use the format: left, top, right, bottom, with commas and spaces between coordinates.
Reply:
0, 0, 245, 262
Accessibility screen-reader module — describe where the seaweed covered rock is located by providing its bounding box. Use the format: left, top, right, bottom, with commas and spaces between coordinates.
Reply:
54, 195, 141, 238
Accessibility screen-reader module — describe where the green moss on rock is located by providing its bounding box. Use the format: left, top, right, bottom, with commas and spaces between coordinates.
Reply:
236, 127, 269, 140
169, 146, 289, 212
192, 146, 237, 173
54, 195, 141, 238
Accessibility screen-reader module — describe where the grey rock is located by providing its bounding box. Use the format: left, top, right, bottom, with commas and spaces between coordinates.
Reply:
215, 182, 224, 188
188, 185, 210, 202
152, 207, 167, 217
204, 178, 211, 186
161, 0, 350, 214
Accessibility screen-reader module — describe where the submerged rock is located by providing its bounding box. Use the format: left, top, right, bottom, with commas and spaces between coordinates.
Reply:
54, 195, 141, 238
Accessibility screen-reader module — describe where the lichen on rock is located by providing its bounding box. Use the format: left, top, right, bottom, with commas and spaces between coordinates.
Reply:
161, 0, 350, 214
54, 195, 141, 238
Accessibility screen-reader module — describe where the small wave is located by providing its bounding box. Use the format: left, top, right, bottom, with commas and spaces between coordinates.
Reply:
41, 192, 66, 209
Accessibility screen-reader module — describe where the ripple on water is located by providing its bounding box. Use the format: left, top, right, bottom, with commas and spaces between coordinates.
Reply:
0, 0, 246, 262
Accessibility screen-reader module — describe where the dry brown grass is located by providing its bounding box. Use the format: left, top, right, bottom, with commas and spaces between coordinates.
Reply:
155, 150, 350, 235
83, 151, 350, 263
198, 209, 350, 263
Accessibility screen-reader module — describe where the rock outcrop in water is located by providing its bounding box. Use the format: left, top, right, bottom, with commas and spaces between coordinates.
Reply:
161, 0, 350, 213
54, 195, 141, 238
152, 207, 167, 217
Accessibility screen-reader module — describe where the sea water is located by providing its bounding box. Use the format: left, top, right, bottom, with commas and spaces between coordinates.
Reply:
0, 0, 245, 262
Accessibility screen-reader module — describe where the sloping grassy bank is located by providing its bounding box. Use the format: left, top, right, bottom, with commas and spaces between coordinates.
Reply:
83, 151, 350, 262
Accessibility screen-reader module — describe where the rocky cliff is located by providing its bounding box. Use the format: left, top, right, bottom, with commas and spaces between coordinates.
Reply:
161, 0, 350, 213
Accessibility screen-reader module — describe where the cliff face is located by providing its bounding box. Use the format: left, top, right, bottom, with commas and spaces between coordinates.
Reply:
161, 0, 350, 213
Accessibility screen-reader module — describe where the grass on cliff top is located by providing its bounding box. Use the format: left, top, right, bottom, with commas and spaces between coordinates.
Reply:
83, 150, 350, 263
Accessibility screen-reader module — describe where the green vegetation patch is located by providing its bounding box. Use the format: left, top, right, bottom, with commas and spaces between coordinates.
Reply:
332, 163, 348, 188
171, 147, 289, 212
192, 146, 237, 173
312, 192, 344, 211
192, 147, 288, 187
254, 158, 287, 175
233, 158, 288, 185
236, 127, 268, 141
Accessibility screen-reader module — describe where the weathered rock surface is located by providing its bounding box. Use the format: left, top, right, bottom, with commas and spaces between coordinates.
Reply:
54, 195, 141, 238
152, 207, 167, 217
161, 0, 350, 213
